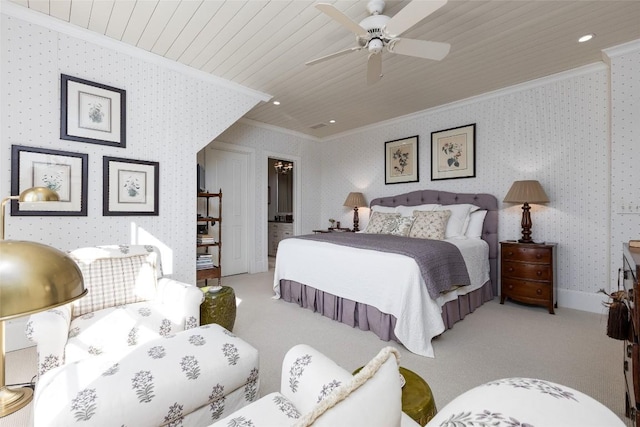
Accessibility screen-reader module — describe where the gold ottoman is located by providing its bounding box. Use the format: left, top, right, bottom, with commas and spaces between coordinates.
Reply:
353, 365, 437, 426
200, 286, 236, 331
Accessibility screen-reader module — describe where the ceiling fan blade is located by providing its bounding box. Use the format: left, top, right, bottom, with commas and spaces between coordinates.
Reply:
387, 38, 450, 61
384, 0, 448, 38
367, 53, 382, 85
316, 3, 369, 37
305, 46, 363, 66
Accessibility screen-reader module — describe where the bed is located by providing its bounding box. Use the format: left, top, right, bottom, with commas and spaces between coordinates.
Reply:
273, 189, 498, 357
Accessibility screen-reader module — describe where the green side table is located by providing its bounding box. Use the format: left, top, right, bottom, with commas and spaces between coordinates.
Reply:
353, 365, 437, 426
200, 286, 236, 332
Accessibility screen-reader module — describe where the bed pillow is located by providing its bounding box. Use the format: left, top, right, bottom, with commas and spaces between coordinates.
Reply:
465, 210, 488, 239
364, 212, 401, 234
381, 216, 415, 237
370, 205, 397, 214
395, 203, 440, 217
409, 210, 451, 240
435, 204, 480, 238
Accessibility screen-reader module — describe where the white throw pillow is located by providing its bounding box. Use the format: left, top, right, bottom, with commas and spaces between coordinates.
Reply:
435, 204, 480, 238
370, 205, 397, 214
295, 347, 402, 427
465, 210, 488, 239
395, 203, 440, 217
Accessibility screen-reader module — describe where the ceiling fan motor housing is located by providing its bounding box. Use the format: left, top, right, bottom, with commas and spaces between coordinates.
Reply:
357, 13, 391, 51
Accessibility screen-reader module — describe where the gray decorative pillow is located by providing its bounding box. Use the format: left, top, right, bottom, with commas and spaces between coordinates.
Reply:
381, 216, 415, 237
409, 210, 451, 240
364, 212, 401, 234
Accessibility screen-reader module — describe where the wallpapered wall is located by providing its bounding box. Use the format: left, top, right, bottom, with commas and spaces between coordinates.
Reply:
0, 14, 262, 284
607, 45, 640, 286
320, 65, 615, 310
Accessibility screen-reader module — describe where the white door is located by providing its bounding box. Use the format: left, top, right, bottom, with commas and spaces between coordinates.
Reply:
205, 148, 248, 276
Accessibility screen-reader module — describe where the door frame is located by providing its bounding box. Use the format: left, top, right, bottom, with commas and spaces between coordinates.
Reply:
265, 151, 301, 266
208, 141, 256, 274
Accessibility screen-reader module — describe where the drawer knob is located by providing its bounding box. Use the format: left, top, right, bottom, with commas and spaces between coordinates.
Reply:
535, 253, 542, 259
536, 270, 542, 276
507, 251, 514, 256
508, 284, 513, 290
508, 267, 514, 273
536, 288, 542, 295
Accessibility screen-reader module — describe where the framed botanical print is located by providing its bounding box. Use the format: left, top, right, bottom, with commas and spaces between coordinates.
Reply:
10, 145, 88, 216
385, 135, 419, 184
103, 156, 159, 216
431, 124, 476, 180
61, 74, 126, 147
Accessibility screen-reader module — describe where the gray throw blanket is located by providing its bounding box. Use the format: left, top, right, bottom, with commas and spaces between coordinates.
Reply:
296, 233, 471, 300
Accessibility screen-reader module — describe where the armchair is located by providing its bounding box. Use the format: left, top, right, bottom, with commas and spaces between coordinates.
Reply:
26, 245, 204, 377
211, 344, 420, 427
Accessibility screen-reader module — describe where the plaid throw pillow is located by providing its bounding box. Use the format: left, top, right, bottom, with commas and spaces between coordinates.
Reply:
71, 253, 158, 316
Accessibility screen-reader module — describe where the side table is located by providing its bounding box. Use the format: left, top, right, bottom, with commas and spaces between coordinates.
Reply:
200, 286, 236, 331
353, 365, 436, 426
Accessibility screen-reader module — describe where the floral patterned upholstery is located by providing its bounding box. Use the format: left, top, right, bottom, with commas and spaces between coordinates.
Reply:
33, 325, 260, 427
210, 345, 420, 427
26, 245, 204, 377
425, 377, 624, 427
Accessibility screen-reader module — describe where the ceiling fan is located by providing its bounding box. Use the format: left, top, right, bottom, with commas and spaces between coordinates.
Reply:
306, 0, 450, 85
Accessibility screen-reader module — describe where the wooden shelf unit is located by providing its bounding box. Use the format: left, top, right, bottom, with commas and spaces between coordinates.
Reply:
197, 191, 222, 286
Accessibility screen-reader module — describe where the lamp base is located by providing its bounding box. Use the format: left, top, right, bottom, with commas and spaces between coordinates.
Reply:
0, 386, 33, 417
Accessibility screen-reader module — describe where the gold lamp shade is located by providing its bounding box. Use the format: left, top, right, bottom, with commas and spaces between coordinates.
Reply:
0, 241, 87, 320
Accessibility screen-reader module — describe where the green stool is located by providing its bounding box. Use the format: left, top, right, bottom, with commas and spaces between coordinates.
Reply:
200, 286, 236, 331
353, 366, 436, 426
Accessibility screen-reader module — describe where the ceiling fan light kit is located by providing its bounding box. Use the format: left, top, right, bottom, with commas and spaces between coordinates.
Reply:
307, 0, 451, 85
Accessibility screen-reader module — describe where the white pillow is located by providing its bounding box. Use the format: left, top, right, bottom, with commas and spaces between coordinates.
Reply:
435, 204, 480, 238
370, 205, 397, 213
395, 203, 440, 217
465, 210, 488, 239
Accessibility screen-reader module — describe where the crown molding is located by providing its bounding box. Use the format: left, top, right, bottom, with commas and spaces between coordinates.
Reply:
603, 39, 640, 59
0, 0, 271, 102
323, 62, 607, 142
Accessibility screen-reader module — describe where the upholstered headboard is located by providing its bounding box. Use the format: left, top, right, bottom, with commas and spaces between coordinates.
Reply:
369, 190, 499, 294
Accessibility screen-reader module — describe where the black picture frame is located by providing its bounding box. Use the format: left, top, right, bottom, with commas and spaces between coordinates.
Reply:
384, 135, 419, 185
61, 74, 126, 147
103, 156, 159, 216
10, 145, 88, 216
431, 123, 476, 181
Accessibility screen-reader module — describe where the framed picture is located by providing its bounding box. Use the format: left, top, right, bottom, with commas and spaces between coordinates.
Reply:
431, 124, 476, 181
61, 74, 126, 147
10, 145, 88, 216
385, 135, 419, 185
103, 156, 159, 216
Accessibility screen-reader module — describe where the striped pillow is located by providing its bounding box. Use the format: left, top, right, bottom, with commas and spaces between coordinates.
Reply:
71, 253, 158, 316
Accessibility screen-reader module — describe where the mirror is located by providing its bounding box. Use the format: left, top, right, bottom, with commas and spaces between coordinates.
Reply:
277, 171, 293, 212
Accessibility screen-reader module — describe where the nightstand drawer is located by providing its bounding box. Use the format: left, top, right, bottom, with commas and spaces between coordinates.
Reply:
501, 261, 552, 281
502, 278, 552, 301
502, 245, 551, 263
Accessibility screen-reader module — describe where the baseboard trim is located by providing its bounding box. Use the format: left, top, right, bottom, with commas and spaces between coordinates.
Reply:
5, 316, 34, 352
557, 288, 609, 315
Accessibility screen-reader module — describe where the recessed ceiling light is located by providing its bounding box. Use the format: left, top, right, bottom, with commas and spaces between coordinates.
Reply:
273, 101, 280, 105
578, 34, 595, 43
329, 119, 336, 124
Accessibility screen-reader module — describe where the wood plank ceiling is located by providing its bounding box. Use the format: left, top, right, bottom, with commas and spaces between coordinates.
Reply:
8, 0, 640, 139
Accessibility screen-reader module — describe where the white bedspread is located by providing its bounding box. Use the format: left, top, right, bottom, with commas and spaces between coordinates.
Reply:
273, 237, 490, 358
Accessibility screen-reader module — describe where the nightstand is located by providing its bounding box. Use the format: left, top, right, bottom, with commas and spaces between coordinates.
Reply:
500, 241, 557, 314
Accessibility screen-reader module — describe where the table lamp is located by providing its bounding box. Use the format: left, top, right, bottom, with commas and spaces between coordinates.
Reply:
503, 180, 549, 244
0, 187, 87, 417
343, 192, 367, 232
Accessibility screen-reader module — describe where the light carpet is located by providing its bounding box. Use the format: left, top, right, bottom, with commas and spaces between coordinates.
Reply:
1, 269, 628, 426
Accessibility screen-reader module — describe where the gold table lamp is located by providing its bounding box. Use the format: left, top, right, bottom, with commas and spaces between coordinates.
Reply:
0, 187, 87, 417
